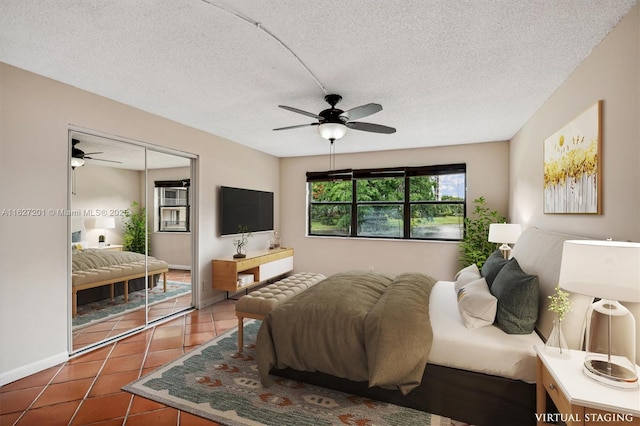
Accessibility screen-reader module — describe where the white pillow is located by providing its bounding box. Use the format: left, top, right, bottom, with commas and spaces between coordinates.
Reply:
457, 277, 498, 329
72, 240, 89, 250
454, 263, 481, 292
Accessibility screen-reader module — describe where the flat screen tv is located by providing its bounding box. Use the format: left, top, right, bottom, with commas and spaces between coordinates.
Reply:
220, 186, 274, 236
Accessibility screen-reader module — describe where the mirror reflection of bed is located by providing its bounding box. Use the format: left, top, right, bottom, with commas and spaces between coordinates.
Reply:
69, 131, 194, 352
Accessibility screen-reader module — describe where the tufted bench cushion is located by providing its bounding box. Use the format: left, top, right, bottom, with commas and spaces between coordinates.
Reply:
235, 272, 326, 351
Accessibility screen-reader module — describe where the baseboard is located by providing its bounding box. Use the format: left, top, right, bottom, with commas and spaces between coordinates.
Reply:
0, 351, 69, 387
198, 292, 226, 309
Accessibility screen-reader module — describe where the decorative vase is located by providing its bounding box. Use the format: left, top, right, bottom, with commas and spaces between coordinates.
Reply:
544, 319, 569, 358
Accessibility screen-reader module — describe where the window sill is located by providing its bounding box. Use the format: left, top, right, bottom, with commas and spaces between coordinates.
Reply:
305, 235, 460, 244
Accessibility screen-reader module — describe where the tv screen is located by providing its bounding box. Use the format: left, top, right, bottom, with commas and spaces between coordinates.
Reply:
220, 186, 274, 236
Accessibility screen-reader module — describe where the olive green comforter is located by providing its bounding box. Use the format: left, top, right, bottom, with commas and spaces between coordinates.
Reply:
256, 271, 437, 395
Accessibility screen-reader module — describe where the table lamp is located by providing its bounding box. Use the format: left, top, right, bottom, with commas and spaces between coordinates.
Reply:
559, 240, 640, 389
94, 216, 116, 247
488, 223, 522, 259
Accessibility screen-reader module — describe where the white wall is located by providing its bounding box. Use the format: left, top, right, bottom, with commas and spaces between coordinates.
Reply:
510, 4, 640, 240
280, 141, 510, 281
0, 63, 279, 384
72, 164, 142, 246
509, 4, 640, 364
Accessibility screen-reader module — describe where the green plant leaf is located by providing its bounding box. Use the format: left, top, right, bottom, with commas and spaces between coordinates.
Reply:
123, 201, 149, 255
458, 196, 506, 268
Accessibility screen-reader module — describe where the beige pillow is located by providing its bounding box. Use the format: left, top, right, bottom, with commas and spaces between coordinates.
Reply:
454, 263, 481, 292
457, 277, 498, 329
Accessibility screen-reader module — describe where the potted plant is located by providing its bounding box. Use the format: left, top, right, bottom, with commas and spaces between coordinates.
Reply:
458, 196, 506, 268
233, 225, 252, 258
123, 201, 148, 255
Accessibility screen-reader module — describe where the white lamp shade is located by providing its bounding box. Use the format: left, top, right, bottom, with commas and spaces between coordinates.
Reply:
559, 240, 640, 303
94, 216, 116, 229
488, 223, 522, 244
71, 157, 85, 168
318, 122, 348, 141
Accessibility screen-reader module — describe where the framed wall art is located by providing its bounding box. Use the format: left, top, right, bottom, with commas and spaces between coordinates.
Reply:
543, 100, 602, 214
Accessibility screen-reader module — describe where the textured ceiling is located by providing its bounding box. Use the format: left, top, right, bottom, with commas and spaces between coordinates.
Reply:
0, 1, 636, 158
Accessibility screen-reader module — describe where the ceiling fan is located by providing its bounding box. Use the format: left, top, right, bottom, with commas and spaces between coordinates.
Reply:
274, 94, 396, 142
71, 139, 122, 168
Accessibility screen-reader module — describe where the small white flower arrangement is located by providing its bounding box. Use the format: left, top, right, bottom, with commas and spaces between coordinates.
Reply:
548, 285, 571, 322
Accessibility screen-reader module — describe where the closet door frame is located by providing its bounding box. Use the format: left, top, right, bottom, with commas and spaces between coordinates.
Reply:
67, 126, 198, 355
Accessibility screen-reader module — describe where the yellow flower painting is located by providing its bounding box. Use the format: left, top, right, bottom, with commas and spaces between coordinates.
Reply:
543, 101, 602, 214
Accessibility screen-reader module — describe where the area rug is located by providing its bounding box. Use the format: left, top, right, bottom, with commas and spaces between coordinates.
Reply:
123, 320, 451, 426
73, 281, 191, 329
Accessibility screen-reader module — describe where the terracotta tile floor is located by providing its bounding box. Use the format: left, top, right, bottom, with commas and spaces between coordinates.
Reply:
72, 270, 194, 351
0, 298, 236, 425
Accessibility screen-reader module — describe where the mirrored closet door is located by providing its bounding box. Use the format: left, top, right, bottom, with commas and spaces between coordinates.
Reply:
69, 130, 194, 353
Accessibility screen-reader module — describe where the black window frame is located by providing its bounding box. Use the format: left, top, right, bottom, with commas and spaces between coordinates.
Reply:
155, 179, 191, 233
306, 164, 466, 241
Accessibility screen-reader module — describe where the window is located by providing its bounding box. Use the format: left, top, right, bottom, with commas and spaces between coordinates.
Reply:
155, 180, 190, 232
307, 164, 465, 240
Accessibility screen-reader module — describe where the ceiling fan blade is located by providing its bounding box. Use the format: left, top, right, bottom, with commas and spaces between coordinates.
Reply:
273, 123, 319, 131
85, 156, 122, 164
346, 122, 396, 134
83, 151, 103, 156
278, 105, 322, 120
342, 103, 382, 121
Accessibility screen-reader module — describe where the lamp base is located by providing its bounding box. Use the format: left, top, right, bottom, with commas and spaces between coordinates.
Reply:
498, 244, 511, 259
583, 359, 639, 390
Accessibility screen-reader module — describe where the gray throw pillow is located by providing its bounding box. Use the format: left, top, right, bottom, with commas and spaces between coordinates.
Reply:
481, 249, 509, 288
490, 258, 539, 335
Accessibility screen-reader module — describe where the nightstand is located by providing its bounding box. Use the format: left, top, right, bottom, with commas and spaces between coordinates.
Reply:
535, 346, 640, 426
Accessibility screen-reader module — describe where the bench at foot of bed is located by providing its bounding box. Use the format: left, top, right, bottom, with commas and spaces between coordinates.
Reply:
72, 266, 168, 317
235, 272, 326, 352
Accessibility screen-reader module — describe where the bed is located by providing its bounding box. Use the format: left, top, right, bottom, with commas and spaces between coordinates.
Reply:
71, 247, 169, 317
255, 227, 596, 426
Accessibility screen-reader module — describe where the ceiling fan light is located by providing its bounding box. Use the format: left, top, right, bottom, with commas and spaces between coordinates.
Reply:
318, 122, 347, 141
71, 157, 85, 168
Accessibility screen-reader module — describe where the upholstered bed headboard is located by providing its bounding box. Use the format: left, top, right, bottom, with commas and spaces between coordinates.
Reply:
510, 227, 594, 350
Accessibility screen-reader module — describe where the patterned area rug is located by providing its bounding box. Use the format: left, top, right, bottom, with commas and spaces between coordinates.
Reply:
73, 281, 191, 329
123, 320, 451, 426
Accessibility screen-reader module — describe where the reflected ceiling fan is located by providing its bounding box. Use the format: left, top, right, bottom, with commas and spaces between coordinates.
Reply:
71, 139, 122, 168
274, 94, 396, 142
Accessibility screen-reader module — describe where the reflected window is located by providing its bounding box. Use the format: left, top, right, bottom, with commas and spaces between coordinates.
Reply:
155, 180, 190, 232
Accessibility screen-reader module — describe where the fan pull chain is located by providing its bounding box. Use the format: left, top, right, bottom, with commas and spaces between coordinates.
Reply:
329, 139, 336, 171
72, 167, 77, 195
201, 0, 327, 95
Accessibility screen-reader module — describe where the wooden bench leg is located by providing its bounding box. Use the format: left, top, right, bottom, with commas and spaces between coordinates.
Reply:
163, 272, 167, 292
124, 280, 129, 302
110, 283, 114, 300
72, 291, 77, 318
238, 316, 244, 352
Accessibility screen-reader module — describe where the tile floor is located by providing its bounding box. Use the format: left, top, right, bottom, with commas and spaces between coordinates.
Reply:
1, 298, 235, 425
72, 270, 194, 351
